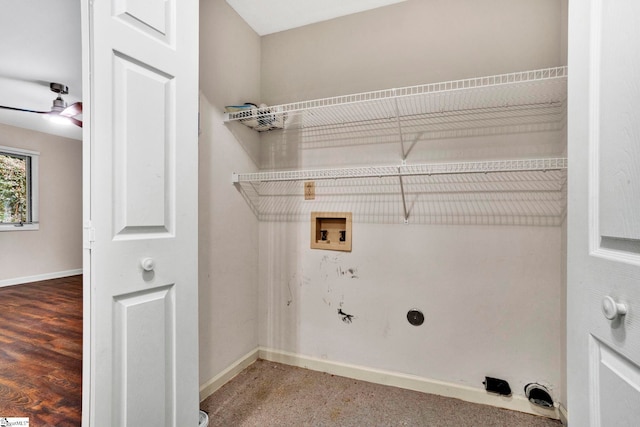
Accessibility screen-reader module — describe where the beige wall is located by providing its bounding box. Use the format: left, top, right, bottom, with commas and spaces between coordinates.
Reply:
199, 0, 568, 411
0, 123, 82, 283
198, 0, 261, 389
256, 0, 567, 409
261, 0, 566, 105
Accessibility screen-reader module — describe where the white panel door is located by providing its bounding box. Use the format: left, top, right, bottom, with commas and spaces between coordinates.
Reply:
567, 0, 640, 426
85, 0, 199, 425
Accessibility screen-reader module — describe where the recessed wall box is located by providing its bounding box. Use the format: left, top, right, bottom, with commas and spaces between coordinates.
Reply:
311, 212, 352, 252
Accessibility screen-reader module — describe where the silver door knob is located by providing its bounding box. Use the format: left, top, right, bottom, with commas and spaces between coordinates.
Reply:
601, 296, 627, 320
140, 257, 156, 272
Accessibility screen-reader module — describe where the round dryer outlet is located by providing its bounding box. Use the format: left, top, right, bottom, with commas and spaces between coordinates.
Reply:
407, 309, 424, 326
524, 383, 554, 408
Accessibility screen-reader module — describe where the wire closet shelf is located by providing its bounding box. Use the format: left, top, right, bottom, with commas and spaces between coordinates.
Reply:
224, 66, 568, 132
227, 67, 568, 225
232, 158, 568, 183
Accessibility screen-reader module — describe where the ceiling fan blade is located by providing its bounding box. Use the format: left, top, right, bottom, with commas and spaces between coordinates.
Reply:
68, 116, 83, 128
0, 105, 49, 114
60, 102, 82, 117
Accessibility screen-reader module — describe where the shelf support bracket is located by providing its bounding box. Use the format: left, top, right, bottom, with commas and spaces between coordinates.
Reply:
403, 132, 425, 160
398, 167, 409, 224
393, 92, 406, 161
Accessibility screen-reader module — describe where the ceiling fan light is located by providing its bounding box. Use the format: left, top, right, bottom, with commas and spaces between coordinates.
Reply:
46, 113, 72, 126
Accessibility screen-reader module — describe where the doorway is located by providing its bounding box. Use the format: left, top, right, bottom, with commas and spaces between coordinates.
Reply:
0, 0, 84, 424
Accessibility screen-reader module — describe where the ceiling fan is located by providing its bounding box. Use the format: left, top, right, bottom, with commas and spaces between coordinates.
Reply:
0, 82, 82, 128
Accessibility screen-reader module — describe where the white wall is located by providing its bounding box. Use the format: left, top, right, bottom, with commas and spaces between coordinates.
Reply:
260, 223, 562, 393
198, 0, 261, 388
0, 123, 82, 283
257, 0, 566, 407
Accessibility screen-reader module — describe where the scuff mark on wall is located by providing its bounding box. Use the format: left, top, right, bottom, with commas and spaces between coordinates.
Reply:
286, 271, 310, 307
286, 279, 293, 306
319, 255, 359, 312
320, 254, 342, 283
337, 266, 359, 279
338, 308, 355, 323
383, 319, 391, 338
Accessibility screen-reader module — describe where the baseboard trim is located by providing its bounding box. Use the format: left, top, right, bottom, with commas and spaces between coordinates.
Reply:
0, 269, 83, 288
558, 403, 568, 425
199, 348, 260, 402
259, 347, 560, 420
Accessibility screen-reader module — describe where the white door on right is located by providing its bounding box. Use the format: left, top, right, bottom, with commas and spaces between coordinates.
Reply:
567, 0, 640, 426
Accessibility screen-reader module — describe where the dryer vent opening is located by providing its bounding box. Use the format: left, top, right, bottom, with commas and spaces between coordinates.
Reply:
483, 377, 511, 396
524, 383, 554, 408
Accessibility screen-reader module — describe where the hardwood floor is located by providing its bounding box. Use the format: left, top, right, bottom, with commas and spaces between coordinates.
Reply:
0, 275, 82, 427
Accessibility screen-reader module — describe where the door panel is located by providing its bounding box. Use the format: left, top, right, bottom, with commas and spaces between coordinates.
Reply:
113, 285, 176, 427
87, 0, 198, 425
589, 337, 640, 425
114, 0, 172, 41
113, 53, 174, 236
568, 0, 640, 425
596, 0, 640, 245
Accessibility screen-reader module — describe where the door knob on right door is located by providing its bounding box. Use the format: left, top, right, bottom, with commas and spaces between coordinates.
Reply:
601, 296, 628, 320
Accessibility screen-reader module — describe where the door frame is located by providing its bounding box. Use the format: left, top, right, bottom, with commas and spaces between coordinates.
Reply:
80, 0, 92, 423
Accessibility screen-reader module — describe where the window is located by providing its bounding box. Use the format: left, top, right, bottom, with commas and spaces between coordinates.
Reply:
0, 145, 39, 231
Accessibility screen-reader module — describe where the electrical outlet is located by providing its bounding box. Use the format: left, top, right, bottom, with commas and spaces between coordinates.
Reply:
304, 181, 315, 200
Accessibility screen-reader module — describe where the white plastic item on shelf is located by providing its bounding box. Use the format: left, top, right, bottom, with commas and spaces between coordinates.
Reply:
224, 103, 285, 131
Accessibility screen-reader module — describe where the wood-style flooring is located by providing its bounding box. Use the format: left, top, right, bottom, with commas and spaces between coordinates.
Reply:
0, 275, 82, 427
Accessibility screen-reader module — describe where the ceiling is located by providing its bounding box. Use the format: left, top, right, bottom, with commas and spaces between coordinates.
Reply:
0, 0, 82, 140
0, 0, 405, 141
225, 0, 408, 36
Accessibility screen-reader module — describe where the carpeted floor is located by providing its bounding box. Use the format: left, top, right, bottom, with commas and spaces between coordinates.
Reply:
200, 360, 562, 427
